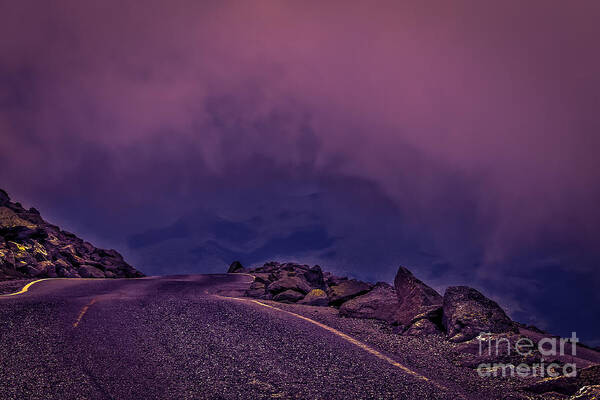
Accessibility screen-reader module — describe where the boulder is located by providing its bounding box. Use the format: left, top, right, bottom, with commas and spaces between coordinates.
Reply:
54, 258, 72, 269
327, 279, 372, 306
403, 307, 443, 335
246, 281, 267, 298
394, 266, 443, 328
339, 282, 399, 323
571, 386, 600, 400
267, 274, 312, 295
303, 265, 325, 288
252, 273, 272, 284
442, 286, 515, 342
37, 261, 57, 278
62, 269, 81, 278
78, 265, 106, 278
273, 289, 304, 303
299, 288, 329, 306
1, 226, 47, 241
19, 264, 43, 277
227, 260, 246, 273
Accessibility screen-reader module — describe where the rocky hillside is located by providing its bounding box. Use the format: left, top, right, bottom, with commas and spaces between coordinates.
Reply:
0, 189, 143, 280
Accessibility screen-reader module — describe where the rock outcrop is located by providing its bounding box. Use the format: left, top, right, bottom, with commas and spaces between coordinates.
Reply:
238, 262, 372, 307
327, 279, 372, 306
0, 189, 143, 280
230, 261, 516, 343
268, 275, 313, 296
298, 288, 329, 306
442, 286, 516, 342
227, 261, 245, 273
403, 307, 444, 336
273, 289, 305, 303
339, 282, 400, 324
393, 266, 443, 331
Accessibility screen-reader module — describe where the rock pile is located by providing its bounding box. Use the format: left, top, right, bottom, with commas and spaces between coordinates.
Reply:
229, 260, 516, 342
0, 189, 143, 280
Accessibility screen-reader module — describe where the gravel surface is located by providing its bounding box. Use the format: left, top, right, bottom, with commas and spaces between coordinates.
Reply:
0, 279, 35, 295
0, 275, 571, 400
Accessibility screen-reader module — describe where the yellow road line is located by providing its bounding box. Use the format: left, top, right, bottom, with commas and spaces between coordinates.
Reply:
0, 278, 54, 297
221, 296, 457, 396
0, 277, 146, 298
73, 298, 98, 328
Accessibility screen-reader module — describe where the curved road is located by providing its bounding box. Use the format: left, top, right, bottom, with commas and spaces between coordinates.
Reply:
0, 275, 465, 400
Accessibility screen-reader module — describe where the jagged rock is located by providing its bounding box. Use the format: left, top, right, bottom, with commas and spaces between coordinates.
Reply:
273, 289, 304, 303
268, 274, 312, 295
0, 207, 36, 229
0, 189, 143, 280
403, 307, 443, 335
303, 265, 325, 288
570, 386, 600, 399
19, 265, 43, 277
299, 288, 329, 306
327, 279, 372, 306
37, 261, 57, 278
78, 265, 105, 278
339, 282, 399, 323
252, 273, 272, 284
227, 261, 245, 273
524, 365, 600, 396
62, 269, 81, 278
246, 281, 267, 298
442, 286, 516, 342
394, 266, 443, 328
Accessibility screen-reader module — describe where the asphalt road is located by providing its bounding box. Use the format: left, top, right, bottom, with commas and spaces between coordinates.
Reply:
0, 275, 468, 400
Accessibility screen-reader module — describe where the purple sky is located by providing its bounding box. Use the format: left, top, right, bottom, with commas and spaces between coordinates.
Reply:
2, 1, 600, 343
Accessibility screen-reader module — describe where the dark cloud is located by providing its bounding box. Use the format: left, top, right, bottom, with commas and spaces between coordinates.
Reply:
1, 0, 600, 343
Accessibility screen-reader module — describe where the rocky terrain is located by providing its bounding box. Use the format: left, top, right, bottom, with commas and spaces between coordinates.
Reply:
229, 260, 600, 399
229, 260, 516, 341
0, 189, 143, 280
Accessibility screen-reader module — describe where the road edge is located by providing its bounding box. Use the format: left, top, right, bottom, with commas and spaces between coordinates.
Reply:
0, 278, 55, 297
